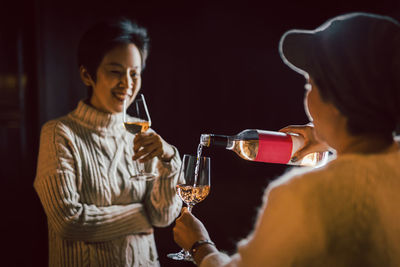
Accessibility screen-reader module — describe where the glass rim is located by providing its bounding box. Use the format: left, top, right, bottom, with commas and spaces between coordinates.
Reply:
182, 154, 210, 160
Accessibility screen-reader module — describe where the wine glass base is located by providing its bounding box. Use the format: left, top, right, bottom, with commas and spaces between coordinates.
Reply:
167, 251, 193, 262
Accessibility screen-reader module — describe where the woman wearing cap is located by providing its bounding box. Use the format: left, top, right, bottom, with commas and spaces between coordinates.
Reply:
173, 12, 400, 266
34, 18, 182, 266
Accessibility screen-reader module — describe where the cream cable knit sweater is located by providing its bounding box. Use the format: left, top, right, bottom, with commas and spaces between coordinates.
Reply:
34, 100, 182, 266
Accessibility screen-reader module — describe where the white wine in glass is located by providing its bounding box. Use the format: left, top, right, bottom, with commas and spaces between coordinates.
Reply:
167, 154, 211, 262
123, 94, 155, 181
123, 121, 150, 134
176, 184, 210, 207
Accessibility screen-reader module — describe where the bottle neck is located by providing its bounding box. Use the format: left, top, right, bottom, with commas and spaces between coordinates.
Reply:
200, 134, 230, 148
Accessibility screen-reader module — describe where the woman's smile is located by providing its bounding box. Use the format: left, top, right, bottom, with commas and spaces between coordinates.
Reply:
111, 89, 133, 102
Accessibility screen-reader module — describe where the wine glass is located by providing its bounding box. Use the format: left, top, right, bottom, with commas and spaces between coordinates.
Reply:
167, 154, 211, 262
123, 94, 156, 181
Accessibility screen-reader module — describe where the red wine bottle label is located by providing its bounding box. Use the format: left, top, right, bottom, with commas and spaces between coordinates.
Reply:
255, 132, 293, 164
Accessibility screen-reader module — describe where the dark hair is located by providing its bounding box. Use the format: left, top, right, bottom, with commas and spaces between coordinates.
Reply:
77, 17, 150, 96
280, 13, 400, 136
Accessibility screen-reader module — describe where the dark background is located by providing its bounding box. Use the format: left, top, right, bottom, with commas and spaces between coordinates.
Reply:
1, 0, 399, 266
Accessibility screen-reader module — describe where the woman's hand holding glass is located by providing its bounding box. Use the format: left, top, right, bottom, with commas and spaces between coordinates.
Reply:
173, 207, 213, 250
132, 132, 175, 163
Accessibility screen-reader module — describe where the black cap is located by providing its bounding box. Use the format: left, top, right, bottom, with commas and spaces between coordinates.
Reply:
279, 12, 400, 135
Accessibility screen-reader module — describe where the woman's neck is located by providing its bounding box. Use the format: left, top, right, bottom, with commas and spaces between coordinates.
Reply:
336, 133, 398, 155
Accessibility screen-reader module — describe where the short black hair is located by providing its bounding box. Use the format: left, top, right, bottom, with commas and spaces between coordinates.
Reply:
77, 17, 150, 95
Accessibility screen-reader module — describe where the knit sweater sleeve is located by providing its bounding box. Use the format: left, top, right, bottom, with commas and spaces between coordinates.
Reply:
34, 120, 152, 242
144, 145, 183, 227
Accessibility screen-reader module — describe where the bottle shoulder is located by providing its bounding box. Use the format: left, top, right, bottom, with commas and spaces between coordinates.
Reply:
237, 129, 259, 139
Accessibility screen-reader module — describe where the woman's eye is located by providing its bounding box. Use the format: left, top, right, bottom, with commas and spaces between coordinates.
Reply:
110, 70, 121, 75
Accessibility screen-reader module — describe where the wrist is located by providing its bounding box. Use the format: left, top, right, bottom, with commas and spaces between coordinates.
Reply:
190, 239, 218, 265
161, 145, 175, 162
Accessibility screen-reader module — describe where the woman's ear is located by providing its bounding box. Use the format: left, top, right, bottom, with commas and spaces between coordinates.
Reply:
80, 66, 94, 86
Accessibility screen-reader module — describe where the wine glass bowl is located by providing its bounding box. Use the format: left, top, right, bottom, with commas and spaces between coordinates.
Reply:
176, 184, 210, 210
167, 154, 211, 261
123, 120, 150, 134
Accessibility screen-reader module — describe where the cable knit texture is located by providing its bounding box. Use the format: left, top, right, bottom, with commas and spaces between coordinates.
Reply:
34, 100, 183, 267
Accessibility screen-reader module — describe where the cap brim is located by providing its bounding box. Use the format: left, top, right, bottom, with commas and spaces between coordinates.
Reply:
279, 29, 316, 78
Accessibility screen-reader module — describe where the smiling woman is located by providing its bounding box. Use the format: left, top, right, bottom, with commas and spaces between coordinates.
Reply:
33, 18, 182, 267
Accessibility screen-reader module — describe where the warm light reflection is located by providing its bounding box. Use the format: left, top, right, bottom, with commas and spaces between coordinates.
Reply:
300, 151, 329, 167
0, 73, 27, 89
239, 139, 253, 160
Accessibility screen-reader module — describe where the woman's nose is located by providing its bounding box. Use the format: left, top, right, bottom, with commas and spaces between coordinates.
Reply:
121, 73, 134, 88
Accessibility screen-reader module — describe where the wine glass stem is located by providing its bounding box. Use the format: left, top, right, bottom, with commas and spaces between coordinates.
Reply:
187, 205, 193, 212
135, 160, 141, 173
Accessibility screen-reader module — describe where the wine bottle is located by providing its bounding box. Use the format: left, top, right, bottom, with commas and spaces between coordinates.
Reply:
200, 129, 328, 167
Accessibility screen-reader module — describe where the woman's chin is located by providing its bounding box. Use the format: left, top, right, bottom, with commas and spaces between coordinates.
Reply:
109, 99, 124, 114
111, 105, 124, 114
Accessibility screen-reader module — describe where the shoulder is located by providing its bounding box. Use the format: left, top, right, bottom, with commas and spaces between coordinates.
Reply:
40, 115, 77, 144
267, 157, 358, 195
261, 161, 347, 219
260, 164, 338, 221
243, 166, 328, 265
266, 166, 323, 196
263, 155, 386, 221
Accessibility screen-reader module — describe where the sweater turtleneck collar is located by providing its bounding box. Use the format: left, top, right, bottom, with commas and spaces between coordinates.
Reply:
68, 100, 125, 134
